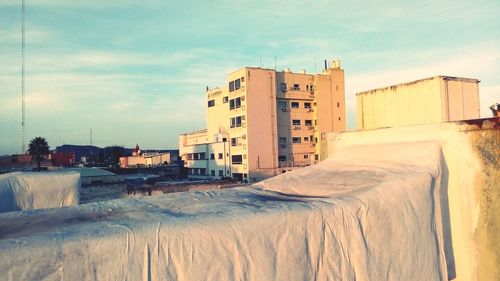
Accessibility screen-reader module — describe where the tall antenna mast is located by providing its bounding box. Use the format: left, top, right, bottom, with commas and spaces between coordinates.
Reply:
21, 0, 26, 153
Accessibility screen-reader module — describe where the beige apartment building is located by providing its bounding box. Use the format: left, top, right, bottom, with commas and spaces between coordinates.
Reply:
179, 61, 345, 182
356, 76, 480, 130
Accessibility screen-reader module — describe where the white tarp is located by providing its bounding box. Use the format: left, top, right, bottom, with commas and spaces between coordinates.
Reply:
0, 172, 80, 213
0, 142, 449, 280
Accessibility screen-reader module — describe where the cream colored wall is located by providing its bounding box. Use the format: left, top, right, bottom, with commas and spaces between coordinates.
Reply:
206, 87, 230, 137
357, 77, 480, 130
125, 156, 146, 167
324, 120, 499, 281
226, 68, 249, 177
356, 78, 443, 130
245, 68, 278, 180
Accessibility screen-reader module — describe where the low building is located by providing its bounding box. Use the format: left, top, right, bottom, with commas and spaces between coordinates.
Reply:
50, 151, 75, 167
119, 145, 178, 168
356, 76, 480, 130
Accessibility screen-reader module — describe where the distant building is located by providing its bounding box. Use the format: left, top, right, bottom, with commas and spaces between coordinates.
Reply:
119, 145, 179, 168
356, 76, 480, 130
50, 151, 75, 167
179, 61, 346, 182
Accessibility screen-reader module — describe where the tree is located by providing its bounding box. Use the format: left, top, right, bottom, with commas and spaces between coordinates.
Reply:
110, 146, 124, 167
28, 136, 50, 171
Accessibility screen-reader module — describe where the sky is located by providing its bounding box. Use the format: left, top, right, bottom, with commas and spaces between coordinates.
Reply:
1, 0, 499, 155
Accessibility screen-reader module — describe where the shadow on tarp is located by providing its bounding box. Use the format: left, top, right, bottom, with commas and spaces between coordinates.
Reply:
438, 150, 456, 280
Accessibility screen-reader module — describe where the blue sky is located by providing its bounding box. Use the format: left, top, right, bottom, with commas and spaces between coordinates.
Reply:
1, 0, 499, 155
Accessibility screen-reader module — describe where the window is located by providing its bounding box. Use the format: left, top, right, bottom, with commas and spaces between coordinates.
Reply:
229, 97, 242, 110
293, 84, 300, 90
315, 154, 319, 161
338, 117, 341, 121
304, 137, 309, 142
186, 154, 193, 160
279, 137, 287, 144
231, 155, 243, 164
231, 137, 238, 146
230, 116, 243, 128
218, 153, 223, 159
208, 100, 215, 107
219, 170, 223, 176
200, 168, 206, 176
223, 96, 228, 103
229, 81, 235, 92
305, 120, 312, 126
211, 170, 215, 176
304, 155, 309, 159
304, 102, 311, 109
291, 102, 299, 108
235, 78, 241, 90
193, 153, 199, 160
280, 83, 287, 92
278, 100, 287, 108
199, 153, 206, 160
210, 153, 215, 160
292, 137, 301, 143
292, 119, 301, 126
241, 76, 245, 82
278, 155, 286, 162
306, 85, 309, 91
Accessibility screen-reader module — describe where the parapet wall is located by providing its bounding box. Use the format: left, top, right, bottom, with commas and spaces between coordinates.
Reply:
324, 118, 499, 281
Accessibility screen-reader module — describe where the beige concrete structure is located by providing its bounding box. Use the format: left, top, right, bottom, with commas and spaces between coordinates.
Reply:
356, 76, 480, 130
180, 61, 345, 182
119, 152, 176, 168
324, 118, 500, 281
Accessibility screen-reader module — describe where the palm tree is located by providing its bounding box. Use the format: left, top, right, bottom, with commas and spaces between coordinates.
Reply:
28, 137, 50, 171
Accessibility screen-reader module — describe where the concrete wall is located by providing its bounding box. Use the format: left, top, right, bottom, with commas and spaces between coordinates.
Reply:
357, 76, 480, 130
324, 118, 499, 281
245, 68, 278, 181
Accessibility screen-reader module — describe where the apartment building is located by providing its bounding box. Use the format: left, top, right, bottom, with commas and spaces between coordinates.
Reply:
179, 61, 345, 182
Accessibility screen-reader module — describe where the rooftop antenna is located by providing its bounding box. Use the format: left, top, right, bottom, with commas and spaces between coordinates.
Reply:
274, 55, 276, 70
21, 0, 26, 154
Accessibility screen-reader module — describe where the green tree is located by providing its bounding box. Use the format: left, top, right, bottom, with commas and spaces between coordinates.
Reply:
28, 136, 50, 171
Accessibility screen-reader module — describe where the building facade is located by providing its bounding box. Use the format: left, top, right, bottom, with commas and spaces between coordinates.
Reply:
179, 62, 345, 182
119, 145, 178, 168
356, 76, 480, 130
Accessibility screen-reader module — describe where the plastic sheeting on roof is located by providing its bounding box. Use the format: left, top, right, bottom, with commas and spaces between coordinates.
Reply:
0, 141, 449, 280
0, 171, 80, 213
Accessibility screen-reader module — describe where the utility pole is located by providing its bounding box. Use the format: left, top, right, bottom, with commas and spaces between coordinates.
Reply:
21, 0, 26, 153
